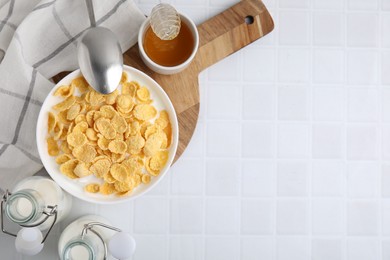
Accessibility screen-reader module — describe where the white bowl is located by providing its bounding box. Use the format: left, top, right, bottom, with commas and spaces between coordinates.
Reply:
36, 65, 179, 204
138, 12, 199, 75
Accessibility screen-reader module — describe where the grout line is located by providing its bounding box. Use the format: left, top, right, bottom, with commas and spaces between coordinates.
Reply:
201, 2, 210, 259
343, 0, 348, 258
378, 0, 384, 257
308, 0, 314, 257
273, 0, 280, 257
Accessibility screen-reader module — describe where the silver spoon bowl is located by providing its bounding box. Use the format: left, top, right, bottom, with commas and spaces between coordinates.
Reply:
77, 27, 123, 94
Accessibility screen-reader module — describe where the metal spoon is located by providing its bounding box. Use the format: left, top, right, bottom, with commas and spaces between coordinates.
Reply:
77, 0, 123, 94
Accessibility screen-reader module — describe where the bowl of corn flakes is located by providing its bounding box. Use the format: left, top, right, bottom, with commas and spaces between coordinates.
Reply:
36, 65, 179, 204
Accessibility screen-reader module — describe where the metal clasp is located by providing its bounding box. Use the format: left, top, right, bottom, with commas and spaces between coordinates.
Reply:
1, 189, 58, 244
81, 222, 122, 260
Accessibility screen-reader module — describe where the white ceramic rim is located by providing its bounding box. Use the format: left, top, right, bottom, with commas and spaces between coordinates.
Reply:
138, 12, 199, 72
36, 65, 179, 204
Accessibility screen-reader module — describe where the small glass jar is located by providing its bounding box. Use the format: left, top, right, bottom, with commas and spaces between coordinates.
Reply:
1, 176, 72, 255
4, 176, 72, 230
59, 215, 136, 260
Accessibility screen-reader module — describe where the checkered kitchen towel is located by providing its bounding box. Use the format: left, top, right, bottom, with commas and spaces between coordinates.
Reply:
0, 0, 145, 191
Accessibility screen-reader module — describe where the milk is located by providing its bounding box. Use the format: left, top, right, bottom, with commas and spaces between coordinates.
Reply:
58, 215, 116, 260
10, 176, 72, 230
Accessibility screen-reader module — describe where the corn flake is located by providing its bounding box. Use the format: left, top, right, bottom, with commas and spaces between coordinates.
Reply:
108, 140, 127, 154
47, 137, 60, 156
133, 104, 157, 121
74, 162, 92, 178
84, 183, 100, 193
53, 96, 76, 111
59, 159, 79, 179
55, 154, 72, 164
72, 144, 96, 163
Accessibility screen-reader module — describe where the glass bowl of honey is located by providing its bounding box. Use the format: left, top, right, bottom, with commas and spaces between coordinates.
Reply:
138, 12, 199, 75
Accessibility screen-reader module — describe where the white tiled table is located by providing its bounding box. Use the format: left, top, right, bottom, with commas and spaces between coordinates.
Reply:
2, 0, 390, 259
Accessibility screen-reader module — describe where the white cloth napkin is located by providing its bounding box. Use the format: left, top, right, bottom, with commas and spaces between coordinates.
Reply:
0, 0, 145, 191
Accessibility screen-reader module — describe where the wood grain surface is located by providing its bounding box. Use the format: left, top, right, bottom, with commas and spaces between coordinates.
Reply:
54, 0, 274, 163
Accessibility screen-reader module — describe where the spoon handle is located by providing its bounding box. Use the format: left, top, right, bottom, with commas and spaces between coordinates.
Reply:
85, 0, 96, 27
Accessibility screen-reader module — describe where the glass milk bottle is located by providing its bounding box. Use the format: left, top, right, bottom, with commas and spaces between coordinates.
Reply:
1, 176, 72, 255
58, 215, 136, 260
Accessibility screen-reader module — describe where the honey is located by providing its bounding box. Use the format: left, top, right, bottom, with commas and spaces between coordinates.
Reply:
143, 21, 195, 67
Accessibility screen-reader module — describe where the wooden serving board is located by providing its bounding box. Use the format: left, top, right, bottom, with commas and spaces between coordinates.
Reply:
54, 0, 274, 162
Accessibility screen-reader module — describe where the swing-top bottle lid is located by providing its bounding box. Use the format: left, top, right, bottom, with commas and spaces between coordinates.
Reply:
108, 232, 136, 259
15, 227, 44, 255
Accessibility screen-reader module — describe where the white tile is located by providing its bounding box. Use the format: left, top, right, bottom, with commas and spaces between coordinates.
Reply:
279, 11, 310, 45
277, 161, 308, 196
347, 50, 378, 85
97, 203, 132, 231
313, 0, 344, 9
262, 0, 277, 8
384, 0, 390, 10
242, 160, 275, 197
277, 124, 309, 158
383, 14, 390, 48
205, 237, 239, 260
312, 239, 343, 260
133, 235, 167, 260
253, 22, 277, 46
241, 237, 274, 260
313, 13, 344, 46
278, 49, 310, 83
62, 199, 98, 228
312, 161, 344, 197
242, 122, 275, 158
181, 122, 203, 157
312, 124, 344, 159
347, 125, 378, 160
313, 87, 345, 121
243, 85, 275, 120
209, 0, 236, 7
170, 158, 204, 196
169, 236, 203, 260
347, 13, 378, 47
383, 240, 390, 259
243, 48, 275, 82
347, 201, 379, 235
382, 164, 390, 197
1, 234, 16, 260
278, 85, 308, 120
277, 237, 310, 260
208, 53, 240, 81
205, 198, 239, 234
348, 0, 378, 10
382, 52, 390, 85
206, 159, 240, 196
134, 197, 168, 234
382, 200, 390, 234
177, 7, 208, 24
207, 83, 240, 119
312, 199, 344, 235
241, 199, 274, 235
348, 88, 378, 122
206, 121, 240, 157
279, 0, 309, 8
384, 126, 390, 159
347, 239, 380, 260
277, 199, 308, 235
313, 49, 344, 84
347, 162, 379, 198
144, 172, 170, 196
382, 89, 390, 122
170, 198, 203, 234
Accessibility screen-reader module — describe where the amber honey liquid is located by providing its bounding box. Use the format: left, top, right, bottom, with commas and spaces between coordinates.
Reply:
143, 21, 195, 67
